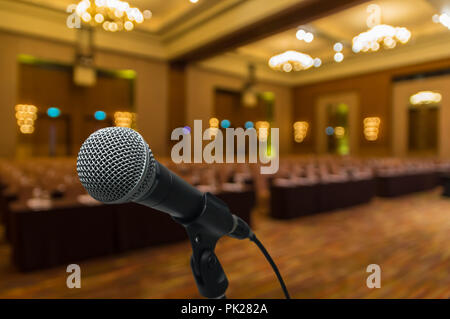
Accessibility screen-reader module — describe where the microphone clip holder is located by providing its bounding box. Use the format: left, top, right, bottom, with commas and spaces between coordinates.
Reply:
176, 192, 234, 299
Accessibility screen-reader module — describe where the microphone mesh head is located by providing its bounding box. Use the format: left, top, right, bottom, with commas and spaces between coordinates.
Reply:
77, 127, 156, 203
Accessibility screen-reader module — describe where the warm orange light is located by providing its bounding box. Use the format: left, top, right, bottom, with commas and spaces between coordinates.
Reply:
268, 51, 314, 72
334, 126, 345, 138
15, 104, 37, 134
70, 0, 150, 32
114, 111, 136, 128
209, 118, 219, 128
363, 117, 381, 141
207, 117, 220, 138
293, 121, 308, 143
409, 91, 441, 105
255, 121, 270, 142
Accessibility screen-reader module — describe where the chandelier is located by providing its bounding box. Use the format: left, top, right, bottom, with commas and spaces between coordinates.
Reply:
72, 0, 151, 32
433, 12, 450, 30
352, 4, 410, 53
352, 24, 411, 53
268, 51, 315, 72
409, 91, 442, 105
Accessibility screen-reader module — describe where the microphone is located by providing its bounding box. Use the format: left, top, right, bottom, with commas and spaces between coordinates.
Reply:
77, 127, 251, 240
77, 127, 289, 299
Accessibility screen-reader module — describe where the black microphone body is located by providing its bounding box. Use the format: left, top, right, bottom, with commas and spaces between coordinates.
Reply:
142, 161, 203, 221
141, 161, 203, 221
138, 161, 249, 239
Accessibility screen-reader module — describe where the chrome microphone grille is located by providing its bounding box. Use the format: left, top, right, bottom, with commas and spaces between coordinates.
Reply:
77, 127, 156, 203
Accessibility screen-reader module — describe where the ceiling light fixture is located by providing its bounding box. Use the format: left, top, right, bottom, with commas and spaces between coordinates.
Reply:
433, 13, 450, 30
334, 52, 344, 62
268, 50, 315, 72
352, 4, 410, 53
333, 42, 343, 52
410, 91, 442, 105
352, 24, 411, 53
313, 58, 322, 68
69, 0, 151, 32
296, 29, 314, 43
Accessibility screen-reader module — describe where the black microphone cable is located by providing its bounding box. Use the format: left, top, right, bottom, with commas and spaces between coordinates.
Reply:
249, 234, 291, 299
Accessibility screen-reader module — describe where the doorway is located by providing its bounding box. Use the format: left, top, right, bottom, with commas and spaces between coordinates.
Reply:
392, 74, 450, 157
408, 104, 439, 155
315, 92, 359, 155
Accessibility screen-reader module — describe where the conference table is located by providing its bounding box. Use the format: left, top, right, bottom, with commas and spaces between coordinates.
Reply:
9, 199, 116, 272
270, 171, 441, 220
0, 187, 18, 240
6, 188, 255, 272
270, 178, 376, 219
375, 172, 439, 197
442, 174, 450, 197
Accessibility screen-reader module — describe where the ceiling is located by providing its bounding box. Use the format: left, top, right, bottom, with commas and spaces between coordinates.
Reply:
232, 0, 449, 69
18, 0, 220, 33
4, 0, 450, 85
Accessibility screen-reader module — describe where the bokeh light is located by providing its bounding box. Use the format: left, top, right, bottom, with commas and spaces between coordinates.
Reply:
335, 126, 345, 138
47, 107, 61, 118
334, 52, 344, 62
293, 121, 309, 143
209, 117, 219, 128
15, 104, 37, 134
255, 121, 270, 141
221, 119, 231, 128
183, 126, 191, 134
114, 111, 136, 128
94, 110, 106, 121
363, 117, 381, 141
325, 126, 334, 135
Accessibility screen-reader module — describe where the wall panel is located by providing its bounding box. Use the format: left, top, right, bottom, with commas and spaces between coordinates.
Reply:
293, 57, 450, 156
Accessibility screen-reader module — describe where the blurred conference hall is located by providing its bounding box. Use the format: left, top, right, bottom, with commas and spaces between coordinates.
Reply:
0, 0, 449, 299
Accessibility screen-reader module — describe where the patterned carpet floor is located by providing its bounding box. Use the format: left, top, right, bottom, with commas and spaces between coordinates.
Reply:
0, 189, 449, 298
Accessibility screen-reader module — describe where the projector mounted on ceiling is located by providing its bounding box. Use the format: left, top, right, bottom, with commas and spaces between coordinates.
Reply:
73, 27, 97, 87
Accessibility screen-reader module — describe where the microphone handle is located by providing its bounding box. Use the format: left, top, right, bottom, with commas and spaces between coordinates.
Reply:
138, 161, 252, 239
138, 161, 204, 221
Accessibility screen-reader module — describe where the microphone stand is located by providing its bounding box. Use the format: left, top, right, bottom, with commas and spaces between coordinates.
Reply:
176, 193, 231, 299
175, 193, 290, 299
